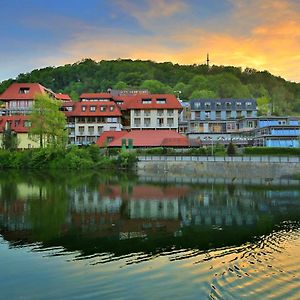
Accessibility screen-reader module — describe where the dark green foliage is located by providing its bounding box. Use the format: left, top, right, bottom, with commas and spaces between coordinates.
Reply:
244, 147, 300, 156
1, 59, 299, 115
227, 142, 236, 156
0, 145, 137, 170
2, 128, 18, 150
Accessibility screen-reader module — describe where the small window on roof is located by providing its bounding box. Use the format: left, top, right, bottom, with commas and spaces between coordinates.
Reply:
90, 106, 96, 112
19, 88, 30, 94
157, 98, 166, 104
142, 98, 152, 104
82, 106, 86, 112
110, 105, 114, 111
100, 106, 106, 112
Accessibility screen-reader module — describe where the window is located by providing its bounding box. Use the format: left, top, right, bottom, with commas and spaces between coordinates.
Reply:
195, 111, 200, 119
157, 118, 164, 127
167, 118, 174, 127
19, 88, 30, 94
226, 102, 231, 108
205, 111, 211, 118
82, 106, 86, 112
144, 110, 150, 117
90, 106, 96, 112
142, 98, 152, 104
157, 98, 166, 104
77, 117, 85, 123
134, 118, 141, 127
157, 109, 164, 116
24, 120, 31, 127
97, 126, 103, 134
167, 109, 173, 116
216, 111, 221, 118
78, 126, 84, 134
88, 126, 94, 134
144, 118, 151, 127
134, 109, 141, 116
246, 102, 252, 106
100, 106, 106, 112
205, 102, 211, 108
194, 102, 201, 109
109, 127, 116, 131
216, 102, 221, 108
109, 105, 114, 111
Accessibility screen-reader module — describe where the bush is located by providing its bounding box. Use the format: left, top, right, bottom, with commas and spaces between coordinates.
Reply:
244, 147, 300, 156
227, 142, 236, 156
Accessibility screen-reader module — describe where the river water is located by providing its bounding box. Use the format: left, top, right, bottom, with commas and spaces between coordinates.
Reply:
0, 170, 300, 300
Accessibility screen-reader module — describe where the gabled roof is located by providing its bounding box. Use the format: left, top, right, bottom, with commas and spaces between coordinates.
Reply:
97, 130, 189, 147
120, 94, 182, 110
55, 93, 71, 101
0, 116, 31, 133
0, 83, 51, 101
64, 101, 122, 117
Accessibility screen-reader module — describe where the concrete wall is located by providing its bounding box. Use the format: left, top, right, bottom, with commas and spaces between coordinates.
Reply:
137, 156, 300, 179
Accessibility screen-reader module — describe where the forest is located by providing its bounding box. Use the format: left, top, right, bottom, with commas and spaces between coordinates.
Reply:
1, 58, 300, 115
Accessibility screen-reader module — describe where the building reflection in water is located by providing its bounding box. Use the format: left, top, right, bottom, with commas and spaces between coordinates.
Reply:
0, 172, 300, 252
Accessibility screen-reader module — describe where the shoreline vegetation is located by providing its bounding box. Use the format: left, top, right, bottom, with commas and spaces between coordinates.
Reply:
0, 145, 300, 170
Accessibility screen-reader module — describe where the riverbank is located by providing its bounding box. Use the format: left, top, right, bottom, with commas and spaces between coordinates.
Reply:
0, 146, 137, 170
137, 155, 300, 179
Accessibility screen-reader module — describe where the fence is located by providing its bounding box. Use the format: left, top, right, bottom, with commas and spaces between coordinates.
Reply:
138, 155, 300, 163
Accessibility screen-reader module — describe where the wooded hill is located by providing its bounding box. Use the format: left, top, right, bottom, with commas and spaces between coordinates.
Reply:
1, 59, 300, 115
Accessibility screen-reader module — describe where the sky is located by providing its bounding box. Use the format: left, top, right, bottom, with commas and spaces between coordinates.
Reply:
1, 0, 300, 82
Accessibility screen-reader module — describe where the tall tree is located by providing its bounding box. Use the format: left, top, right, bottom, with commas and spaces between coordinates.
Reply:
29, 93, 67, 148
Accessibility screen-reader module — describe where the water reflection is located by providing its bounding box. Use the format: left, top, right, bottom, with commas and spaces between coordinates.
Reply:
0, 170, 300, 260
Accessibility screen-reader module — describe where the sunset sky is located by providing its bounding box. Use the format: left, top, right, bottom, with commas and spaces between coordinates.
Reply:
1, 0, 300, 82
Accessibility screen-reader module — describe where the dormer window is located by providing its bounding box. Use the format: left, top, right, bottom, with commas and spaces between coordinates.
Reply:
90, 106, 96, 112
110, 106, 114, 111
142, 98, 152, 104
19, 88, 30, 94
205, 102, 211, 108
236, 102, 241, 106
157, 98, 166, 104
100, 106, 106, 112
216, 102, 221, 108
82, 106, 86, 112
246, 102, 252, 106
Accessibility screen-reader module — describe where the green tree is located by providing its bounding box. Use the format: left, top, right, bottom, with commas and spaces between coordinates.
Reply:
189, 89, 217, 99
140, 79, 172, 93
257, 96, 271, 115
227, 142, 236, 156
29, 93, 67, 148
2, 127, 18, 150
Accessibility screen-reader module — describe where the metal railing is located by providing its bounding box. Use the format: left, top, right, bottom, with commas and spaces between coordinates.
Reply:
138, 155, 300, 163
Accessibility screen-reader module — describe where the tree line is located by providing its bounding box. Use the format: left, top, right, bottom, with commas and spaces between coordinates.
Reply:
1, 58, 300, 115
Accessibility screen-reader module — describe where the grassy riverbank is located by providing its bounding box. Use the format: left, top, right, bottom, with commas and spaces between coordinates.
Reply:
0, 145, 137, 170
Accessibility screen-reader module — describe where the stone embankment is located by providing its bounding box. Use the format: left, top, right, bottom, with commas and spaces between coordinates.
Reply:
137, 156, 300, 179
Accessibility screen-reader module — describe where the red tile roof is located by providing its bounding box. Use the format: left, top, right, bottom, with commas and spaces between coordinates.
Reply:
97, 130, 189, 147
0, 83, 51, 101
79, 93, 113, 100
55, 93, 71, 101
63, 101, 122, 117
120, 94, 182, 110
0, 116, 31, 133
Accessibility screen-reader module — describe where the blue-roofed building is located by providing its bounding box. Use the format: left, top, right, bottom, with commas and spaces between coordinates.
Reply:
238, 116, 300, 148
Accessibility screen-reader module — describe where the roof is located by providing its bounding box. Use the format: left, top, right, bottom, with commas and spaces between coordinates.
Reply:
0, 116, 31, 133
55, 93, 71, 101
64, 101, 122, 117
120, 94, 182, 110
0, 83, 52, 101
79, 93, 113, 100
97, 130, 189, 147
190, 98, 257, 110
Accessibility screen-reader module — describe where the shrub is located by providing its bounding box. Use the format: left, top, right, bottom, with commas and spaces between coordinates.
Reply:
227, 142, 236, 156
244, 147, 300, 156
